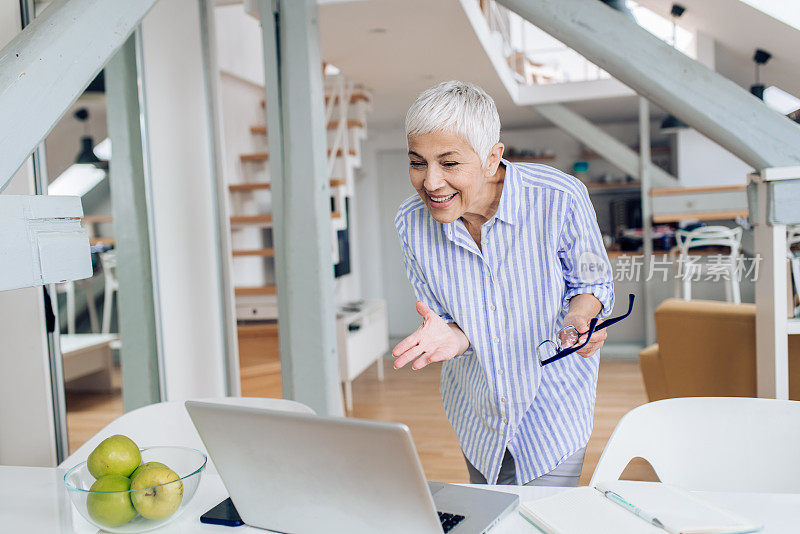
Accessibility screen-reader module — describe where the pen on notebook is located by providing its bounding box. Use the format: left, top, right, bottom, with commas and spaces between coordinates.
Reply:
602, 489, 665, 530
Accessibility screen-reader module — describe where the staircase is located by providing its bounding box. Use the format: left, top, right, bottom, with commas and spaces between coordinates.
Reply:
228, 73, 370, 322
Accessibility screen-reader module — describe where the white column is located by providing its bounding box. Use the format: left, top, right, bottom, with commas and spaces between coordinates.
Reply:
138, 0, 231, 401
753, 178, 789, 398
639, 97, 655, 346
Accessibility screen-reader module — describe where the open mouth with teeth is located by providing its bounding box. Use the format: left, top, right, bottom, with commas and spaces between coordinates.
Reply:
428, 192, 458, 208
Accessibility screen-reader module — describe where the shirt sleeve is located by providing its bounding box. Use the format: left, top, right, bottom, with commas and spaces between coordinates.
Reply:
557, 187, 615, 318
396, 221, 454, 323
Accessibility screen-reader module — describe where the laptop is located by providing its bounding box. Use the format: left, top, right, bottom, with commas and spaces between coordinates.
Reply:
186, 401, 518, 533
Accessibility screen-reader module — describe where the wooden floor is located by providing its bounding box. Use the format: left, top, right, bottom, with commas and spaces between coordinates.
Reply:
66, 358, 655, 483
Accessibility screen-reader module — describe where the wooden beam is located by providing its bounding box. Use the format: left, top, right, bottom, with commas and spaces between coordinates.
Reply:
497, 0, 800, 169
259, 0, 342, 415
533, 103, 677, 187
0, 0, 160, 192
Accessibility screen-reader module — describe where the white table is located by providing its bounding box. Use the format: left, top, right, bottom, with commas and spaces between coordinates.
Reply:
3, 466, 798, 533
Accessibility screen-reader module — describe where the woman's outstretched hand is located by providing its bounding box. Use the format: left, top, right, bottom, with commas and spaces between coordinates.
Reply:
392, 301, 470, 370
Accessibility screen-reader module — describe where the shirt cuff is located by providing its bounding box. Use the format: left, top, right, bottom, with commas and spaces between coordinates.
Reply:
563, 284, 615, 319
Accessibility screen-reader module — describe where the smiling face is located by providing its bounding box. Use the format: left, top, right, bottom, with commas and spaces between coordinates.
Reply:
408, 131, 504, 224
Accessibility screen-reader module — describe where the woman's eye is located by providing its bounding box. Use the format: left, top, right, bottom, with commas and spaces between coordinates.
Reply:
442, 161, 460, 167
409, 161, 426, 167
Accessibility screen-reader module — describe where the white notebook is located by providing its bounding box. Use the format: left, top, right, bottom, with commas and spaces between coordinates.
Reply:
519, 481, 762, 534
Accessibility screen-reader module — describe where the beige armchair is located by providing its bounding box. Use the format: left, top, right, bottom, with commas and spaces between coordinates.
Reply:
639, 299, 800, 401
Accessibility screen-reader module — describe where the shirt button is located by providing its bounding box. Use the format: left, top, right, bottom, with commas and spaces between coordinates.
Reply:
493, 337, 500, 343
500, 397, 507, 403
502, 418, 508, 424
497, 369, 503, 376
489, 305, 496, 311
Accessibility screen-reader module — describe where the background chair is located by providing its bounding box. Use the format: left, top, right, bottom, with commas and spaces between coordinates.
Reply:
60, 397, 314, 474
671, 226, 742, 304
98, 250, 119, 334
639, 299, 800, 401
590, 397, 800, 493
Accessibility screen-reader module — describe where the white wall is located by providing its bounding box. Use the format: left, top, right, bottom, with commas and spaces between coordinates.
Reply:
0, 1, 58, 468
140, 0, 228, 401
675, 128, 754, 187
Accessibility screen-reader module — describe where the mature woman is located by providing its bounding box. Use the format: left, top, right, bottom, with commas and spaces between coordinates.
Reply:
392, 81, 614, 487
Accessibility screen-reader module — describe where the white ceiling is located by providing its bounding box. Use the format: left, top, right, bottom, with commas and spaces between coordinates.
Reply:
317, 0, 649, 130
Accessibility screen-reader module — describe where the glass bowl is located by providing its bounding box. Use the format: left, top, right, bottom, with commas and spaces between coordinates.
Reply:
64, 446, 207, 533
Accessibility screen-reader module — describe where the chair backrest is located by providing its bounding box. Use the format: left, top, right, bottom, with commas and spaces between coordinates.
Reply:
676, 226, 742, 256
60, 397, 315, 474
654, 299, 758, 397
590, 397, 800, 493
99, 250, 119, 290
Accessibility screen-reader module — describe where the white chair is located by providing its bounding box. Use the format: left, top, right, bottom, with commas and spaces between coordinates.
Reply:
99, 250, 119, 334
55, 280, 100, 335
672, 226, 743, 304
60, 397, 315, 474
590, 397, 800, 493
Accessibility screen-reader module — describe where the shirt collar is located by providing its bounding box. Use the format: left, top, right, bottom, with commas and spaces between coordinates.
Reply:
493, 159, 521, 226
442, 158, 521, 243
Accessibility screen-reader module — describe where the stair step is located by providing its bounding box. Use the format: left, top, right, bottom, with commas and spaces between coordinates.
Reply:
240, 152, 269, 162
260, 92, 369, 109
235, 285, 277, 296
328, 148, 357, 158
326, 119, 365, 130
229, 182, 271, 192
230, 215, 272, 225
229, 179, 344, 192
250, 120, 364, 135
324, 92, 370, 105
232, 248, 275, 257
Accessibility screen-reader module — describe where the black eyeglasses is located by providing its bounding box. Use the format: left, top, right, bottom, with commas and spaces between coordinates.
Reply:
537, 294, 636, 367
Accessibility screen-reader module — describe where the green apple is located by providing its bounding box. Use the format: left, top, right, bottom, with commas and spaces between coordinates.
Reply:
130, 461, 168, 481
88, 435, 142, 478
130, 464, 183, 520
86, 475, 138, 527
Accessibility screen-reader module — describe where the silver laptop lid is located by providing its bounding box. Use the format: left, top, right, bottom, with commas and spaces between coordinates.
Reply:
186, 401, 444, 534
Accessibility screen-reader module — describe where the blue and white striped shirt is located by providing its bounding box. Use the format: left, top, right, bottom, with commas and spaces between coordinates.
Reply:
394, 159, 614, 485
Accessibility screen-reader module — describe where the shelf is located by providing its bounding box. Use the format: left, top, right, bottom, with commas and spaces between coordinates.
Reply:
235, 285, 277, 296
650, 185, 747, 196
651, 210, 748, 223
240, 152, 269, 162
232, 248, 275, 257
329, 178, 346, 187
250, 125, 267, 135
89, 237, 115, 246
506, 155, 555, 163
230, 215, 272, 226
585, 181, 641, 192
787, 318, 800, 335
580, 146, 670, 159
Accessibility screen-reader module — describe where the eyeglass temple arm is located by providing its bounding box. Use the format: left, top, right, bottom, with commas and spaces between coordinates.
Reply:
541, 317, 599, 366
595, 293, 635, 331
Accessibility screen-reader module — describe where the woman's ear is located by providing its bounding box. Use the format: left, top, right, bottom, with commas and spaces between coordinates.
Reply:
483, 142, 505, 177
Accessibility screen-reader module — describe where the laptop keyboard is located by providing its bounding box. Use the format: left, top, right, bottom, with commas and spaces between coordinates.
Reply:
438, 511, 466, 532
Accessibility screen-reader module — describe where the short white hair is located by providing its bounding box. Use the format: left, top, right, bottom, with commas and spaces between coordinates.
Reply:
405, 81, 501, 167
